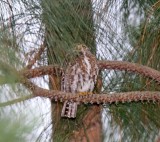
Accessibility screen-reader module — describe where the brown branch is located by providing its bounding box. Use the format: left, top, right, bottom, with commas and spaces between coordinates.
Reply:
23, 80, 160, 104
1, 60, 160, 105
98, 60, 160, 84
152, 0, 160, 11
21, 60, 160, 85
39, 90, 160, 104
2, 79, 160, 107
26, 44, 46, 69
21, 65, 63, 78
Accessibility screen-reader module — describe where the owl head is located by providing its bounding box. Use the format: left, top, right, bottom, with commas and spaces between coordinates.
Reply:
74, 44, 90, 53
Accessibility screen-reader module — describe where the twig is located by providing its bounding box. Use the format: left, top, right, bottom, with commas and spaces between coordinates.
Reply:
26, 44, 46, 69
152, 0, 160, 11
6, 0, 14, 35
0, 95, 33, 107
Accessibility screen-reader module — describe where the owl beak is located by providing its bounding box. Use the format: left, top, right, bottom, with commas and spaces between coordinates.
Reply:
74, 46, 81, 51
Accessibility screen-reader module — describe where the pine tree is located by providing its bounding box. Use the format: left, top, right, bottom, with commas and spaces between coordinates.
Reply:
0, 0, 160, 141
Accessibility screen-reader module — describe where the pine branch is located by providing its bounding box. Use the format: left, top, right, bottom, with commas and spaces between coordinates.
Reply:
98, 60, 160, 83
152, 0, 160, 11
23, 80, 160, 104
21, 65, 63, 78
2, 79, 160, 107
22, 60, 160, 83
0, 95, 33, 107
1, 60, 160, 107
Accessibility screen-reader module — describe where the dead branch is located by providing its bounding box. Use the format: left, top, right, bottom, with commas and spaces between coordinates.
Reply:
26, 44, 46, 69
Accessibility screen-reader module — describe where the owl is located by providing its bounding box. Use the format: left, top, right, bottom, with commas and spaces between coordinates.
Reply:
61, 44, 99, 118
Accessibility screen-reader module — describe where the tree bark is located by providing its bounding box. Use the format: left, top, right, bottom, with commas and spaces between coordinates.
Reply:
70, 105, 102, 142
41, 0, 102, 141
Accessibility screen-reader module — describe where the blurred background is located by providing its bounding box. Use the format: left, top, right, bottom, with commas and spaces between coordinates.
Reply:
0, 0, 160, 141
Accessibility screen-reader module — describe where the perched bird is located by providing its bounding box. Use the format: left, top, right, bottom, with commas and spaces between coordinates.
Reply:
61, 44, 99, 118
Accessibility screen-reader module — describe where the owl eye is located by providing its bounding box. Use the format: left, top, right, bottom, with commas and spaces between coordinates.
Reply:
75, 44, 90, 52
82, 45, 86, 48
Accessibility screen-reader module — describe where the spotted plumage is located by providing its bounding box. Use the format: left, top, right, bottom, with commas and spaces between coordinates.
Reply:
61, 44, 99, 118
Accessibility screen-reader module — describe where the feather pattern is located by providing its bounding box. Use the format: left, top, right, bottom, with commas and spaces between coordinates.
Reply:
61, 44, 99, 118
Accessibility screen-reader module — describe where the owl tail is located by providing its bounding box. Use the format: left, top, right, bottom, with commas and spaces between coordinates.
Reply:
61, 101, 77, 118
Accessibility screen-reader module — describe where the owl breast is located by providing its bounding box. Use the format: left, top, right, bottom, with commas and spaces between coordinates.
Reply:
61, 52, 98, 94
